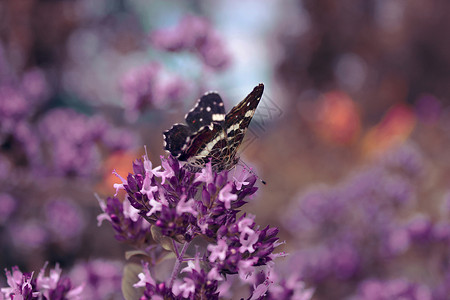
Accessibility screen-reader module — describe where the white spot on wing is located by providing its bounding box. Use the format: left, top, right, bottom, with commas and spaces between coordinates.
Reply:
226, 123, 240, 134
212, 114, 225, 121
206, 107, 211, 112
244, 109, 255, 118
181, 137, 191, 151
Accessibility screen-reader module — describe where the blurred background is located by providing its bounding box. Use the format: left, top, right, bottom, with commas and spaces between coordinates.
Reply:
1, 0, 450, 299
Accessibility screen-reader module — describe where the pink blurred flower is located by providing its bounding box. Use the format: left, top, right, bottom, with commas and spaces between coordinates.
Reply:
150, 15, 230, 70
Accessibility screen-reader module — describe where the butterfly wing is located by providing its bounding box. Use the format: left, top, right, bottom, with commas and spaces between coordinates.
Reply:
163, 123, 192, 158
180, 123, 225, 170
164, 92, 225, 160
185, 92, 226, 132
224, 84, 264, 156
163, 84, 264, 171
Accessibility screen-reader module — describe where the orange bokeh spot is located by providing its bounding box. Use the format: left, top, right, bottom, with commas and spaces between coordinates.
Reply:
314, 91, 361, 146
362, 104, 416, 157
97, 150, 141, 196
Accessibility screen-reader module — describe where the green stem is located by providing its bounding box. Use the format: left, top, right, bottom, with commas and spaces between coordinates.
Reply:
168, 241, 190, 288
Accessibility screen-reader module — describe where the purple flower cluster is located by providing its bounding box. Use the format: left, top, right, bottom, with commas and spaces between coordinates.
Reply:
0, 40, 138, 178
150, 15, 230, 70
0, 68, 49, 168
98, 154, 303, 299
0, 193, 16, 225
97, 193, 153, 247
120, 63, 190, 121
282, 143, 450, 299
63, 14, 228, 122
249, 268, 315, 300
44, 198, 85, 243
0, 263, 83, 300
4, 197, 86, 254
9, 220, 49, 252
1, 77, 137, 178
355, 278, 432, 300
38, 108, 137, 177
0, 68, 49, 132
69, 260, 123, 300
121, 155, 259, 243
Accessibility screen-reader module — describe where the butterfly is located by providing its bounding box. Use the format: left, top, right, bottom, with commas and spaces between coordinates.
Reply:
163, 84, 264, 172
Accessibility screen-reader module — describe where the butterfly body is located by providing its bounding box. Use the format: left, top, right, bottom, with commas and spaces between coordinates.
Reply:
163, 84, 264, 172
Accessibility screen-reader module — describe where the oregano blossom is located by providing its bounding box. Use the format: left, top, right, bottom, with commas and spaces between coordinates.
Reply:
97, 153, 310, 299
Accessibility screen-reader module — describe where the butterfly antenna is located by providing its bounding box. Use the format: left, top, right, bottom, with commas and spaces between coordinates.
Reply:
238, 159, 267, 185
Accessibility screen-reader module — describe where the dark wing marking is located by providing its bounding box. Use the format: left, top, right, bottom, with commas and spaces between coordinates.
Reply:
178, 123, 222, 162
185, 92, 226, 132
224, 83, 264, 153
163, 123, 192, 158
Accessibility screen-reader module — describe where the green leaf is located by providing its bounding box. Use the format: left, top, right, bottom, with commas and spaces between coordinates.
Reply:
125, 250, 151, 261
151, 226, 175, 252
122, 263, 144, 300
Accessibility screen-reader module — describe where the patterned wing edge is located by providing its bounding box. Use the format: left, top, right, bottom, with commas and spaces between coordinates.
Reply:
163, 123, 192, 158
224, 83, 264, 152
